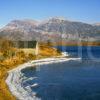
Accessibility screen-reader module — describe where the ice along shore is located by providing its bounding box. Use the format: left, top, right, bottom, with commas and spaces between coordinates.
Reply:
6, 57, 81, 100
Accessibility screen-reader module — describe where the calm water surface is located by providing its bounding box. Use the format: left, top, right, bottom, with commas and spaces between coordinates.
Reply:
21, 46, 100, 100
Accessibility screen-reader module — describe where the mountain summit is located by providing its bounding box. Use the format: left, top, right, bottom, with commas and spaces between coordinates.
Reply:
0, 17, 100, 42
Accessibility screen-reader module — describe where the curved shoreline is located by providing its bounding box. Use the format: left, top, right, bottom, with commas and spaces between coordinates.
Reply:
6, 57, 81, 100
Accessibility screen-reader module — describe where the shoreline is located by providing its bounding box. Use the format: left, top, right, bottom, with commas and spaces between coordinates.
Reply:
0, 42, 62, 100
6, 57, 81, 100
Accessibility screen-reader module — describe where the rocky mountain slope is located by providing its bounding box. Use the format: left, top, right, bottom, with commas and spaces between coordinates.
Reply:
0, 17, 100, 42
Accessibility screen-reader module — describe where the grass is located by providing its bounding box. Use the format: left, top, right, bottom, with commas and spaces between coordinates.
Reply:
0, 56, 27, 100
0, 45, 61, 100
18, 48, 36, 54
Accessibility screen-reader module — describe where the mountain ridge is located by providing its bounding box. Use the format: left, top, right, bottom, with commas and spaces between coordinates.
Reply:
0, 17, 100, 42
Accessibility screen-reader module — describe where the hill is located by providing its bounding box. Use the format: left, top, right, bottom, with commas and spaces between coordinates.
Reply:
0, 17, 100, 42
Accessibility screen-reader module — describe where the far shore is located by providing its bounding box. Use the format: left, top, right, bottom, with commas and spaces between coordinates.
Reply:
46, 41, 100, 46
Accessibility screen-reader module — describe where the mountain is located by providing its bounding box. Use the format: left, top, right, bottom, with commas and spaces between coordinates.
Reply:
0, 17, 100, 42
94, 23, 100, 26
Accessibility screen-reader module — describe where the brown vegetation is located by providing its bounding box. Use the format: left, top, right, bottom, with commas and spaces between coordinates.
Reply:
0, 38, 61, 100
51, 41, 100, 46
1, 38, 100, 99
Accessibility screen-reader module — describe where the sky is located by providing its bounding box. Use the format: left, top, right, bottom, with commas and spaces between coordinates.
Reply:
0, 0, 100, 28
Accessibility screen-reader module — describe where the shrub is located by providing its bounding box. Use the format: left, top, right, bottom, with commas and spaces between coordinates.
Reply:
16, 51, 25, 58
28, 53, 36, 60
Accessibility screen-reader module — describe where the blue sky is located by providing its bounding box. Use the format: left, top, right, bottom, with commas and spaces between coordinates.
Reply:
0, 0, 100, 27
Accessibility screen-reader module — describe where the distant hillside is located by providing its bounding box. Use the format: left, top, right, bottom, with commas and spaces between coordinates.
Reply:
94, 23, 100, 26
0, 17, 100, 42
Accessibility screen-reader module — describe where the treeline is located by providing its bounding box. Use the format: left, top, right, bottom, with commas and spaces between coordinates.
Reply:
13, 41, 37, 48
0, 38, 37, 65
0, 37, 37, 49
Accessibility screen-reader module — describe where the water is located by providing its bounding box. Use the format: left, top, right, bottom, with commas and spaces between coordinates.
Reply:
21, 46, 100, 100
57, 46, 100, 60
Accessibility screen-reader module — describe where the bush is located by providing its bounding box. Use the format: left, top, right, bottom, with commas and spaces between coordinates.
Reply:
28, 53, 36, 60
0, 55, 5, 62
16, 51, 25, 58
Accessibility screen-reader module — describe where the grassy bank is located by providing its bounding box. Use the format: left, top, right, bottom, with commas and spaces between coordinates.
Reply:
0, 56, 34, 100
0, 44, 61, 100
